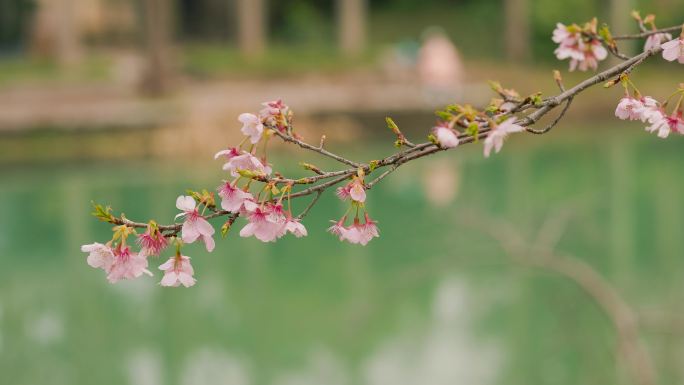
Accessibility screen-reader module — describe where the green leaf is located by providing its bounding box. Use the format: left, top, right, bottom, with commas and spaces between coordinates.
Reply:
466, 122, 479, 141
385, 117, 400, 134
435, 110, 452, 121
369, 160, 379, 172
91, 201, 115, 223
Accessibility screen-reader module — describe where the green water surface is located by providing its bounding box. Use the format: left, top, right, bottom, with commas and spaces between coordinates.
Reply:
0, 127, 683, 385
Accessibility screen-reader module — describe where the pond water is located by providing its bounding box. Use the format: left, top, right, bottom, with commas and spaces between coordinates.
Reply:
0, 126, 683, 385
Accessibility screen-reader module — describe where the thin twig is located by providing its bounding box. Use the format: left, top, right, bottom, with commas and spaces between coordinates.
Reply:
296, 190, 323, 220
272, 129, 361, 168
613, 24, 683, 40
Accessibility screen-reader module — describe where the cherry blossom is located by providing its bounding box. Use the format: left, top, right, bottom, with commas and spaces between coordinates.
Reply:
661, 112, 684, 136
661, 38, 684, 63
239, 205, 284, 242
327, 217, 347, 239
552, 23, 578, 47
214, 147, 240, 161
259, 99, 289, 131
483, 117, 524, 157
643, 109, 670, 138
615, 97, 644, 121
81, 242, 115, 272
552, 23, 607, 72
433, 125, 460, 148
327, 213, 379, 245
360, 213, 379, 243
239, 113, 264, 144
644, 32, 672, 52
106, 245, 152, 283
337, 178, 366, 203
137, 225, 168, 256
260, 99, 288, 117
175, 196, 215, 252
221, 151, 271, 178
335, 185, 351, 200
217, 181, 253, 212
633, 96, 660, 122
159, 255, 196, 288
571, 41, 607, 72
285, 217, 308, 238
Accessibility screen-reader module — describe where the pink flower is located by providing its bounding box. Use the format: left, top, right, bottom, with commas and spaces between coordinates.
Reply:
483, 117, 524, 157
241, 198, 259, 214
267, 203, 287, 224
433, 126, 459, 148
239, 205, 284, 242
360, 213, 380, 244
137, 226, 168, 256
259, 99, 289, 131
259, 99, 288, 119
340, 222, 365, 244
646, 112, 684, 138
661, 38, 684, 63
644, 32, 672, 52
327, 217, 347, 239
175, 196, 215, 252
217, 181, 253, 212
341, 217, 379, 246
214, 147, 240, 160
552, 24, 606, 71
285, 218, 308, 238
349, 179, 366, 202
644, 110, 670, 138
336, 179, 366, 203
634, 96, 660, 122
615, 97, 643, 121
667, 112, 684, 135
327, 214, 379, 245
552, 23, 577, 46
159, 255, 196, 288
81, 242, 115, 272
239, 113, 264, 144
554, 42, 585, 62
336, 185, 351, 200
106, 245, 152, 283
569, 41, 607, 71
222, 151, 271, 178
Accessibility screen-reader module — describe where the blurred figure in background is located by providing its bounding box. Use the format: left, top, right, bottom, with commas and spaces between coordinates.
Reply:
418, 27, 464, 105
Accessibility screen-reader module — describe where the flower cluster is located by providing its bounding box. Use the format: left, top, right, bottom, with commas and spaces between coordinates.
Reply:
82, 225, 155, 284
552, 20, 607, 72
328, 171, 379, 245
616, 96, 684, 138
614, 77, 684, 139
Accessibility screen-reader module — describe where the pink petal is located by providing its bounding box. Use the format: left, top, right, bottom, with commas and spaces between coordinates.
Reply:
182, 221, 201, 244
178, 272, 196, 287
161, 271, 179, 287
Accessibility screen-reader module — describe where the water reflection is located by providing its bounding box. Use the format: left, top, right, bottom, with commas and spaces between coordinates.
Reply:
0, 127, 683, 385
364, 279, 500, 385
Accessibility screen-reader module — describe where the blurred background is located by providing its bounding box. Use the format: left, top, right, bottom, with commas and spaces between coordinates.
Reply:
1, 1, 684, 384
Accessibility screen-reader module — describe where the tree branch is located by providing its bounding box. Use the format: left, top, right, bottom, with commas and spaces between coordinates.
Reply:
102, 25, 677, 238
